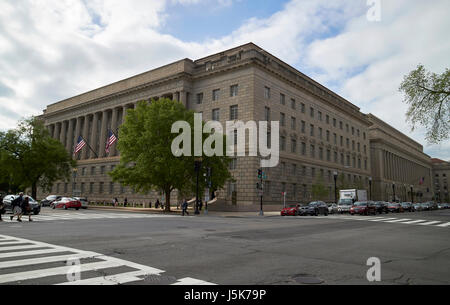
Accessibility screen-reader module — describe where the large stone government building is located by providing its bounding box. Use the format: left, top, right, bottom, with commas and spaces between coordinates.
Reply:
39, 43, 439, 208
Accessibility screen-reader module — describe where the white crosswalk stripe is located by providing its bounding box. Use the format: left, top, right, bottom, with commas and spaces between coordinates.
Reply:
0, 234, 215, 285
0, 211, 179, 224
318, 215, 448, 228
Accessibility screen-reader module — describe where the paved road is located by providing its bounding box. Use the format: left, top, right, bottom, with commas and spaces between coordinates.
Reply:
0, 207, 449, 285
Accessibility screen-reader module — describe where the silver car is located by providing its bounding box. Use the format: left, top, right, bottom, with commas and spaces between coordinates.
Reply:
74, 197, 89, 209
328, 203, 339, 214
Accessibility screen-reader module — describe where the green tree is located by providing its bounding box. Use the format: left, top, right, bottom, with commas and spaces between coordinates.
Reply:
399, 64, 450, 143
312, 173, 328, 200
0, 117, 75, 199
109, 99, 232, 212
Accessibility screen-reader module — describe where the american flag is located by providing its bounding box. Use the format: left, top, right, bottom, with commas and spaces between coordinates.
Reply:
74, 136, 86, 155
419, 177, 425, 185
105, 130, 117, 154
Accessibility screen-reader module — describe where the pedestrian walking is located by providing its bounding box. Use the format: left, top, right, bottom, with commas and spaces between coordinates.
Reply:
124, 197, 128, 207
19, 196, 33, 222
199, 199, 203, 211
148, 201, 152, 208
182, 199, 189, 216
155, 199, 160, 209
114, 198, 119, 208
0, 194, 5, 222
10, 193, 24, 222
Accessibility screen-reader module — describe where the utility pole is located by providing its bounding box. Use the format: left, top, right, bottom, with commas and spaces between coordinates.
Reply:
257, 168, 264, 216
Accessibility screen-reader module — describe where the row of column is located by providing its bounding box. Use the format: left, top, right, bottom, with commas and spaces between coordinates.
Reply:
383, 150, 429, 186
47, 104, 135, 160
47, 91, 189, 160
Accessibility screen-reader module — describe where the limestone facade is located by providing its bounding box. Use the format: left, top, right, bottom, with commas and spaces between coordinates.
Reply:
38, 43, 435, 206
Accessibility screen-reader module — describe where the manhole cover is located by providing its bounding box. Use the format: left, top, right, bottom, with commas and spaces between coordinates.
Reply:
293, 276, 324, 285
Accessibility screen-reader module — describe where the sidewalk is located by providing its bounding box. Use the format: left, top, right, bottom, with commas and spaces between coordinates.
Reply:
87, 205, 280, 218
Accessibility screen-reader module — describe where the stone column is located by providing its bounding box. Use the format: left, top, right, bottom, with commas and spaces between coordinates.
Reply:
99, 110, 108, 158
90, 112, 100, 159
81, 115, 90, 160
110, 108, 119, 156
66, 119, 75, 154
180, 90, 187, 107
74, 117, 82, 159
59, 121, 67, 148
54, 122, 61, 141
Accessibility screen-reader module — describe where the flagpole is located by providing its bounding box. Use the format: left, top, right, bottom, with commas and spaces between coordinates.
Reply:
81, 136, 99, 159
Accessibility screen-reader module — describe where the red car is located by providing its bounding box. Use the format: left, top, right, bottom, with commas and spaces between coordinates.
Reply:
350, 202, 377, 216
387, 203, 404, 213
281, 205, 300, 216
51, 197, 82, 210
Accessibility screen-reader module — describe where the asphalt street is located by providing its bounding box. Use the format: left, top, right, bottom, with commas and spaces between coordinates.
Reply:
0, 207, 449, 285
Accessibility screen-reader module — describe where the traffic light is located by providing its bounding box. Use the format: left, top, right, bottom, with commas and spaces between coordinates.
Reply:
258, 169, 262, 179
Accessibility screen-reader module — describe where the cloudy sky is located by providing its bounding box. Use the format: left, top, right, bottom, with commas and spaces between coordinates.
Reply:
0, 0, 449, 159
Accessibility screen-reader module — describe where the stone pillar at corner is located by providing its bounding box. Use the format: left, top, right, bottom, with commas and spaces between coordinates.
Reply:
66, 119, 75, 154
99, 110, 108, 158
81, 115, 90, 160
90, 112, 100, 159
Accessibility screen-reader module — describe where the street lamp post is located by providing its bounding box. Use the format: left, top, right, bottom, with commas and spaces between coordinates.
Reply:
333, 171, 338, 204
369, 177, 372, 201
194, 158, 202, 215
410, 185, 414, 203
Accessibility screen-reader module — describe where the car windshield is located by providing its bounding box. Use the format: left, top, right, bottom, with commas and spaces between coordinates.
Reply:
354, 202, 367, 206
309, 202, 319, 206
338, 199, 352, 205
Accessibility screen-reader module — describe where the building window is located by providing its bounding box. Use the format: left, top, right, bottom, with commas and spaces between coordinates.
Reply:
212, 89, 220, 101
327, 149, 331, 162
90, 167, 96, 175
310, 107, 314, 118
230, 85, 238, 97
280, 93, 285, 105
310, 124, 315, 137
100, 166, 105, 175
319, 147, 323, 160
99, 182, 104, 194
301, 142, 306, 155
334, 133, 337, 145
280, 136, 286, 151
291, 117, 296, 130
318, 127, 323, 139
334, 152, 338, 163
82, 167, 86, 176
64, 183, 68, 193
326, 130, 330, 142
280, 113, 285, 127
264, 107, 270, 121
212, 108, 220, 121
318, 111, 322, 121
301, 121, 306, 133
301, 103, 305, 113
291, 99, 296, 110
196, 93, 203, 104
89, 182, 94, 194
291, 139, 297, 153
310, 145, 315, 158
230, 105, 238, 120
326, 115, 330, 124
264, 86, 271, 99
333, 118, 337, 127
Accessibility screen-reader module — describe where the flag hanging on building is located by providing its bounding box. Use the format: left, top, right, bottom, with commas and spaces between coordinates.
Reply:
419, 177, 425, 185
105, 129, 118, 154
74, 136, 86, 155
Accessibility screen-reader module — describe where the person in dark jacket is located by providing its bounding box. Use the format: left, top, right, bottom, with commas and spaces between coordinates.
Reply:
0, 194, 4, 221
182, 199, 189, 216
124, 197, 128, 207
19, 196, 32, 222
10, 193, 24, 222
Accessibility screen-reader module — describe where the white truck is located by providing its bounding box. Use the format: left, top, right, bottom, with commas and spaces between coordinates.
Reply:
338, 189, 368, 213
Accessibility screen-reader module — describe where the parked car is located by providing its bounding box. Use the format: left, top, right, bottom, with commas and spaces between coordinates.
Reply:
337, 199, 353, 214
51, 197, 81, 210
299, 201, 329, 216
350, 202, 377, 216
2, 194, 41, 215
373, 201, 389, 214
420, 203, 430, 211
328, 203, 339, 214
74, 197, 88, 209
387, 202, 404, 213
40, 195, 62, 207
281, 204, 300, 216
426, 201, 438, 210
400, 202, 414, 212
413, 203, 423, 212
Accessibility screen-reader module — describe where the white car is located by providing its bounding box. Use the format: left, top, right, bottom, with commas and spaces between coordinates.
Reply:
74, 197, 89, 209
328, 203, 339, 214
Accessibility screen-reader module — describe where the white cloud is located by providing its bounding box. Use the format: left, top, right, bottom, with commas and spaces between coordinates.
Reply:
0, 0, 448, 159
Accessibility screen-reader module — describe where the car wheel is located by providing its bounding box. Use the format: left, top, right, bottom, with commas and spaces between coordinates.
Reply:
33, 211, 39, 215
52, 205, 56, 209
75, 208, 79, 210
64, 205, 68, 210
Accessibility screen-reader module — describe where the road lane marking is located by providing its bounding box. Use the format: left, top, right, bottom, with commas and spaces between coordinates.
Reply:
418, 221, 442, 226
383, 218, 412, 223
437, 222, 450, 227
401, 220, 428, 224
0, 234, 213, 285
0, 260, 122, 284
172, 277, 217, 285
367, 218, 397, 222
